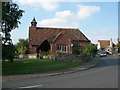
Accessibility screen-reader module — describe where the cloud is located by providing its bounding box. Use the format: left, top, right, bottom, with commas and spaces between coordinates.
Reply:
38, 10, 71, 26
38, 5, 100, 28
77, 5, 101, 19
39, 2, 59, 11
38, 17, 80, 28
17, 0, 59, 11
38, 10, 80, 28
55, 10, 73, 18
39, 18, 67, 26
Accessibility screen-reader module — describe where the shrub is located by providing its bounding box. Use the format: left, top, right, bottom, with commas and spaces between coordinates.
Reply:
117, 43, 120, 53
72, 47, 80, 55
15, 39, 28, 55
83, 44, 97, 56
2, 44, 16, 62
39, 51, 53, 56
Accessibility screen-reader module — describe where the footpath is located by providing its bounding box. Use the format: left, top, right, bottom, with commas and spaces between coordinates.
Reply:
3, 57, 100, 82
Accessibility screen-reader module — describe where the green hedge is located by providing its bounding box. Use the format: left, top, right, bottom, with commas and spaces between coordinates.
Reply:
2, 44, 16, 62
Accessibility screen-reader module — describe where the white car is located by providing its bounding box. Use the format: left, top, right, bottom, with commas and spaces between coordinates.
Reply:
99, 52, 107, 57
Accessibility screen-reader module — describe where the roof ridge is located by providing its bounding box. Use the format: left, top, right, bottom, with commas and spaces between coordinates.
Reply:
80, 31, 90, 41
98, 40, 110, 41
52, 32, 62, 43
36, 27, 79, 30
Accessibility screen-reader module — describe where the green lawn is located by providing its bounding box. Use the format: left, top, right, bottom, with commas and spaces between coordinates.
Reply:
2, 59, 83, 76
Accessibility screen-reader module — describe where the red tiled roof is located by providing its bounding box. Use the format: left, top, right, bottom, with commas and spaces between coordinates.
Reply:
98, 40, 115, 49
29, 27, 90, 45
98, 40, 110, 49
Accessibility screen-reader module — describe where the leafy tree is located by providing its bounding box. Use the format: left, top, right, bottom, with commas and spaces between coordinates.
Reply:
15, 39, 28, 55
83, 44, 97, 56
117, 43, 120, 53
1, 2, 24, 62
2, 2, 24, 44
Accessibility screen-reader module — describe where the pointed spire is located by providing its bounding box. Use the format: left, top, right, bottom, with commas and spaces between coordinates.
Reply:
32, 17, 36, 22
31, 17, 37, 26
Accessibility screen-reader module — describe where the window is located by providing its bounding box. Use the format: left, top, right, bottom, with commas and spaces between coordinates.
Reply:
73, 43, 80, 49
57, 45, 66, 52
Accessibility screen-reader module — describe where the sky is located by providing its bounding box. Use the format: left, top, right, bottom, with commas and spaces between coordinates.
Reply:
11, 0, 118, 44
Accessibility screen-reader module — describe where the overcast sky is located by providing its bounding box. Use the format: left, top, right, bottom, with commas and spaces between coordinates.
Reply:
11, 0, 118, 44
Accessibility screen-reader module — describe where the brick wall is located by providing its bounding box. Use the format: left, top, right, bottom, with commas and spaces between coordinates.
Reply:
29, 26, 38, 54
29, 45, 37, 54
52, 34, 72, 54
80, 41, 90, 51
29, 26, 37, 31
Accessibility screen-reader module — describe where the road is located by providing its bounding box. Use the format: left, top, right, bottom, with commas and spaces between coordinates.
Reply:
2, 56, 119, 88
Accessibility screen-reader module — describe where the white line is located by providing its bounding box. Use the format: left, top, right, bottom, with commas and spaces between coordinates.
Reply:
19, 85, 43, 88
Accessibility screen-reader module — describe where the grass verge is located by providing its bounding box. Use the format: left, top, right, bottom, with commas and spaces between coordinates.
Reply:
2, 59, 83, 76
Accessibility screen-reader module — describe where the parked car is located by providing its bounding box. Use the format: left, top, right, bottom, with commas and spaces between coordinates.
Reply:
99, 52, 107, 57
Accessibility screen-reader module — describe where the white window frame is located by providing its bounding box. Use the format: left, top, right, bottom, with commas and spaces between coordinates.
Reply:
57, 44, 66, 52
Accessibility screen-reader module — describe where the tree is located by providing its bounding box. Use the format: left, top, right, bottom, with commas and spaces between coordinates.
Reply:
72, 44, 80, 55
15, 39, 28, 55
2, 44, 16, 62
2, 2, 24, 44
83, 44, 98, 56
117, 43, 120, 53
1, 2, 24, 62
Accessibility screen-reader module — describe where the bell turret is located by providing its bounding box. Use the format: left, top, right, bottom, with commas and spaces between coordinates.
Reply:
31, 17, 37, 27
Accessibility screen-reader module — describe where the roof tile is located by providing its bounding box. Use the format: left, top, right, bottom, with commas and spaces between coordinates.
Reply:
29, 27, 90, 45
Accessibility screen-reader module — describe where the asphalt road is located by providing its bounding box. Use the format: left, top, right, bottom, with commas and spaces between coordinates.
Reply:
2, 56, 119, 88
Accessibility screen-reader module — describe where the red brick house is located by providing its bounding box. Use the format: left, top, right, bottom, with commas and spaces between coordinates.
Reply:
97, 39, 116, 54
115, 38, 120, 53
29, 18, 91, 54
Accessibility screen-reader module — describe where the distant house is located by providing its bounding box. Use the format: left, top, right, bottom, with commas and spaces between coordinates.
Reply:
115, 38, 120, 53
28, 18, 91, 55
97, 39, 116, 54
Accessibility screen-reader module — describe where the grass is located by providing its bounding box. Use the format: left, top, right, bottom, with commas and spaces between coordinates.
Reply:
2, 59, 83, 76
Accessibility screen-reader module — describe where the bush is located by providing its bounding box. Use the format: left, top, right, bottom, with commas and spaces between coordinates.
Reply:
2, 44, 16, 62
39, 51, 53, 56
83, 44, 97, 56
17, 46, 27, 55
72, 47, 80, 55
117, 43, 120, 53
56, 52, 65, 55
15, 39, 28, 55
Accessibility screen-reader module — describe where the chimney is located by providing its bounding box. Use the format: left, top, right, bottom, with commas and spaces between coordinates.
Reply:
110, 38, 113, 48
97, 41, 101, 49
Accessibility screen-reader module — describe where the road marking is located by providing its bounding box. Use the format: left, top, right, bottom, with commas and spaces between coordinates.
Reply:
19, 85, 43, 88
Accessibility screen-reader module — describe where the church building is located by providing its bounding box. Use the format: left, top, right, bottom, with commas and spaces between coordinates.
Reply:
28, 18, 91, 54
